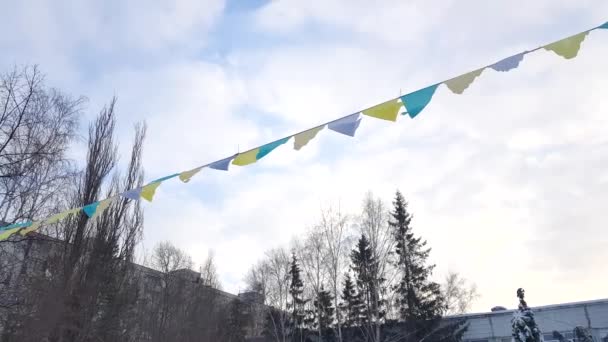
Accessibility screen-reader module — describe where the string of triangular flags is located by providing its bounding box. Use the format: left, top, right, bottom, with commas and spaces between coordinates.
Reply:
1, 21, 607, 241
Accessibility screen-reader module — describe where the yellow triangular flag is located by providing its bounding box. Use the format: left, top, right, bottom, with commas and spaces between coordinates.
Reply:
0, 227, 21, 241
46, 208, 80, 225
20, 221, 42, 236
362, 99, 402, 122
294, 126, 324, 150
179, 167, 203, 183
141, 182, 162, 202
232, 148, 259, 166
444, 68, 485, 94
544, 32, 588, 59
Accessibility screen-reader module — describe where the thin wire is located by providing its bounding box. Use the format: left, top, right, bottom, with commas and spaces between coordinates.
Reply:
1, 22, 605, 233
196, 23, 601, 161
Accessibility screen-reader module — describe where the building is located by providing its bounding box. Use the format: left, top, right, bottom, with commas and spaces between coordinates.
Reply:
452, 299, 608, 342
0, 233, 266, 339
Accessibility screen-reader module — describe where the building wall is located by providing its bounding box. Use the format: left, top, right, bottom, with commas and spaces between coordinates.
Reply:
0, 234, 266, 338
452, 299, 608, 342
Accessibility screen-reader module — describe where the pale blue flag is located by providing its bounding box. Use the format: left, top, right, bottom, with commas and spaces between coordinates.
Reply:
209, 156, 234, 171
490, 52, 525, 72
328, 113, 362, 137
121, 188, 143, 200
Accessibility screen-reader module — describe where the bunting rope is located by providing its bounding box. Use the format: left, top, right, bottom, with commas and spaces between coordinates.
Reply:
1, 21, 607, 241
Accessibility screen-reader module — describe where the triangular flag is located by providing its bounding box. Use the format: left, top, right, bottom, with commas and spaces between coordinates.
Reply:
83, 198, 114, 218
544, 32, 588, 59
0, 227, 21, 241
294, 126, 324, 150
46, 208, 80, 225
490, 52, 526, 72
209, 156, 234, 171
90, 198, 114, 219
257, 137, 290, 160
0, 221, 32, 232
83, 201, 100, 218
20, 221, 42, 236
179, 167, 204, 183
600, 22, 608, 29
232, 148, 259, 166
328, 113, 362, 137
444, 68, 485, 94
151, 173, 179, 183
401, 84, 439, 118
121, 187, 143, 200
362, 99, 402, 122
141, 182, 162, 202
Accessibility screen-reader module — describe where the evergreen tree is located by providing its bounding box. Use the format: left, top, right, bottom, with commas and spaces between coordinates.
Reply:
340, 273, 362, 328
313, 287, 335, 341
351, 234, 385, 335
511, 288, 543, 342
289, 252, 307, 333
389, 190, 452, 340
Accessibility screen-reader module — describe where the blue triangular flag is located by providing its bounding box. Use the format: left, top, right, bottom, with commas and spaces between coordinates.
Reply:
209, 156, 234, 171
599, 22, 608, 29
151, 173, 179, 183
83, 202, 100, 218
0, 221, 32, 232
401, 84, 438, 118
257, 137, 290, 160
121, 188, 142, 200
328, 113, 362, 137
490, 52, 525, 72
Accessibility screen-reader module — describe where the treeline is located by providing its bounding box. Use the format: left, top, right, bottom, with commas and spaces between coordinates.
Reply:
0, 66, 245, 342
246, 192, 478, 342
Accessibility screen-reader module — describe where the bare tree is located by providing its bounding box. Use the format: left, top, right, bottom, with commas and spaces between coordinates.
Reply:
442, 271, 479, 315
200, 249, 221, 289
297, 227, 329, 340
1, 99, 147, 342
318, 207, 350, 342
245, 248, 292, 342
0, 65, 82, 225
148, 241, 194, 341
150, 241, 193, 274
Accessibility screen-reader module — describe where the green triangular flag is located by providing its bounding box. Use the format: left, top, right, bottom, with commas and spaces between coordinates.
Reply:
544, 32, 589, 59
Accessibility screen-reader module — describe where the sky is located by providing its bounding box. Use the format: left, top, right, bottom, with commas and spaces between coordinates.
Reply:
1, 0, 607, 313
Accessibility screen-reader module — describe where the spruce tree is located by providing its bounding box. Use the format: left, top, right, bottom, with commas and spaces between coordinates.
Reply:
351, 234, 385, 335
313, 287, 335, 341
289, 252, 307, 333
511, 288, 543, 342
390, 190, 446, 339
340, 273, 362, 328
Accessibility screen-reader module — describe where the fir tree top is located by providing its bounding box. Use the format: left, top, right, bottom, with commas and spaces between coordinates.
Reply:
512, 288, 544, 342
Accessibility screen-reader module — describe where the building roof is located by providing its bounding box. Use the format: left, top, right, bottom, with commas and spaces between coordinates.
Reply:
448, 298, 608, 340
